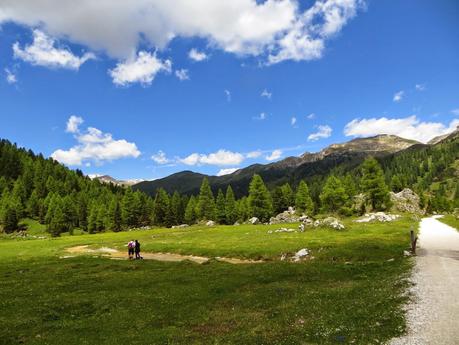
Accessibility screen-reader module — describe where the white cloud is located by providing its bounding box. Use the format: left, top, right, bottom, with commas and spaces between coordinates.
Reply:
393, 90, 404, 102
415, 83, 426, 91
5, 68, 17, 84
66, 115, 84, 133
308, 125, 332, 141
151, 150, 170, 164
13, 30, 94, 70
246, 150, 262, 159
266, 149, 282, 161
451, 108, 459, 116
1, 1, 363, 64
217, 168, 238, 176
109, 51, 171, 86
291, 117, 297, 126
307, 113, 316, 120
261, 89, 272, 99
254, 112, 266, 120
52, 116, 140, 166
224, 89, 231, 102
180, 149, 245, 166
188, 48, 208, 62
175, 68, 189, 81
344, 115, 459, 143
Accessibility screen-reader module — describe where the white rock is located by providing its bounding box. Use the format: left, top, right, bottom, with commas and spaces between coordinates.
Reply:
248, 217, 260, 225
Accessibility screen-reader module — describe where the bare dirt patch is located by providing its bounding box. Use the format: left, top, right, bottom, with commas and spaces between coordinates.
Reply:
64, 246, 263, 265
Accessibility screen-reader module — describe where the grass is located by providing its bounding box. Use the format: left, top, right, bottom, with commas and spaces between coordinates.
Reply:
438, 214, 459, 231
0, 217, 417, 345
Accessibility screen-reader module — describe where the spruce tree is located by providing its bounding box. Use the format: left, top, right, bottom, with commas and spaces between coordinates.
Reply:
184, 195, 197, 224
197, 178, 216, 220
215, 189, 226, 224
225, 186, 237, 225
248, 174, 273, 222
361, 157, 391, 211
295, 180, 314, 215
319, 175, 348, 213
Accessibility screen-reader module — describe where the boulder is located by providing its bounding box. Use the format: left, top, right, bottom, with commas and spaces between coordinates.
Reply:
390, 188, 423, 214
205, 220, 216, 226
269, 208, 301, 224
172, 224, 189, 229
355, 212, 400, 223
248, 217, 260, 225
314, 217, 345, 230
293, 248, 309, 262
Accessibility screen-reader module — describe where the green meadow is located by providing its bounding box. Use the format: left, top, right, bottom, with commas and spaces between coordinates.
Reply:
0, 217, 417, 345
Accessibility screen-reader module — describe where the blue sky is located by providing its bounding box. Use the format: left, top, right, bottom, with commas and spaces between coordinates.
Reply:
0, 0, 458, 180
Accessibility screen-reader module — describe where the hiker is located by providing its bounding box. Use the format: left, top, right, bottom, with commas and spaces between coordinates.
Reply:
128, 240, 135, 259
135, 240, 142, 259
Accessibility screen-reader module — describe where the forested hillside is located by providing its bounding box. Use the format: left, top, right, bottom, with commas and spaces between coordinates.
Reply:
0, 132, 458, 236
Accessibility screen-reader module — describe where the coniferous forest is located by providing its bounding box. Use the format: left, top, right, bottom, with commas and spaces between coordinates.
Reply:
0, 134, 458, 236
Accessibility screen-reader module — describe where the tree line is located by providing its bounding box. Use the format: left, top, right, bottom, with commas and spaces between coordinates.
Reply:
1, 137, 458, 235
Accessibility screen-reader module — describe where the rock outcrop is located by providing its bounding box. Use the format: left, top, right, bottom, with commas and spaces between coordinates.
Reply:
390, 188, 423, 214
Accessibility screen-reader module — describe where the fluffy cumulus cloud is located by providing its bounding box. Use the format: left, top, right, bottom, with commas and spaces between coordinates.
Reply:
52, 116, 140, 166
151, 150, 170, 164
393, 90, 404, 102
188, 48, 208, 62
180, 149, 245, 166
175, 68, 189, 81
217, 168, 239, 176
109, 51, 171, 86
308, 125, 332, 141
1, 0, 363, 64
266, 149, 282, 161
66, 115, 84, 133
344, 115, 459, 143
13, 30, 94, 69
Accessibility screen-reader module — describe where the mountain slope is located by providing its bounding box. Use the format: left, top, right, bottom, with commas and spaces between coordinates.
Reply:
134, 135, 421, 197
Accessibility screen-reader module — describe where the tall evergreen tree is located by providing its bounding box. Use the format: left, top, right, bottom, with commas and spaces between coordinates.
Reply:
361, 157, 391, 211
295, 180, 314, 215
248, 174, 273, 222
319, 175, 348, 213
215, 189, 227, 224
225, 186, 237, 224
197, 178, 216, 220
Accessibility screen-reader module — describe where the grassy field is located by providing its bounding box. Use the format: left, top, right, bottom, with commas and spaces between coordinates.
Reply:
438, 214, 459, 231
0, 217, 417, 345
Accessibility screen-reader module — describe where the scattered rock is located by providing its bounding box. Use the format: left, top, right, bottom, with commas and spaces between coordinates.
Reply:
314, 217, 345, 230
355, 212, 401, 223
205, 220, 215, 226
248, 217, 260, 225
269, 207, 300, 224
390, 188, 423, 214
293, 248, 309, 262
172, 224, 189, 229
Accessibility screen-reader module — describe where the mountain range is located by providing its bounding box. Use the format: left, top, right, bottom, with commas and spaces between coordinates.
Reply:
92, 129, 458, 198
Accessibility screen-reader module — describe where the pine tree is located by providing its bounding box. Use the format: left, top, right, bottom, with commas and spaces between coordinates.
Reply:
153, 188, 170, 226
361, 157, 391, 211
215, 189, 226, 224
225, 186, 237, 225
248, 174, 273, 222
295, 180, 314, 215
319, 175, 348, 213
197, 178, 216, 220
184, 195, 197, 224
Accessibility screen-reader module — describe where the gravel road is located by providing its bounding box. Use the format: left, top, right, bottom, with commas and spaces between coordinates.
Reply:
390, 216, 459, 345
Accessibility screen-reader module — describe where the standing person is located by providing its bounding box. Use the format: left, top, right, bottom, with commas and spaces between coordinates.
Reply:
128, 240, 135, 259
135, 240, 141, 259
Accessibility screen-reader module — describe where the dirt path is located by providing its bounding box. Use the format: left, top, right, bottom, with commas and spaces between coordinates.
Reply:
64, 245, 264, 264
390, 216, 459, 345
